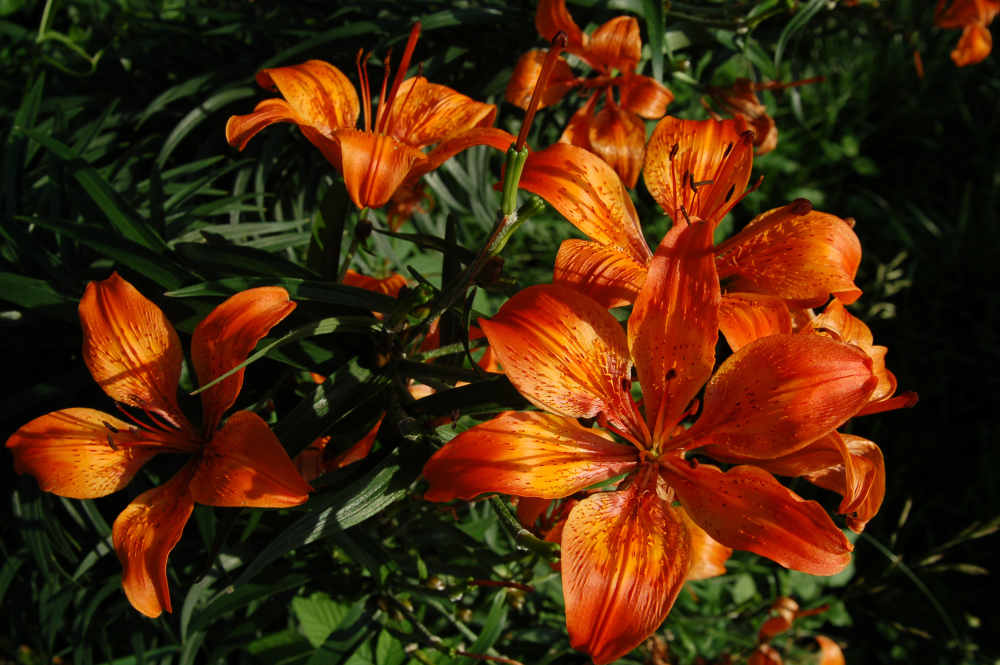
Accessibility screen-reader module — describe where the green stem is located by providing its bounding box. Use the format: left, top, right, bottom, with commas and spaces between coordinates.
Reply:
488, 496, 560, 562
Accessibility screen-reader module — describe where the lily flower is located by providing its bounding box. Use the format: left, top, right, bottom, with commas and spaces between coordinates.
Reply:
505, 0, 673, 187
423, 221, 877, 663
935, 0, 999, 66
227, 23, 511, 212
6, 274, 311, 618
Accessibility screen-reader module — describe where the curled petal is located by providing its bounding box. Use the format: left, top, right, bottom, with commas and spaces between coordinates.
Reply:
553, 239, 648, 309
413, 127, 516, 180
660, 461, 853, 575
479, 285, 642, 437
192, 287, 297, 434
675, 506, 732, 580
333, 129, 428, 210
342, 270, 408, 298
816, 636, 846, 665
719, 293, 793, 351
717, 208, 862, 307
629, 221, 720, 444
588, 104, 647, 189
226, 98, 305, 151
536, 0, 587, 49
952, 23, 994, 66
506, 51, 577, 110
256, 60, 359, 133
562, 479, 692, 664
586, 16, 642, 73
80, 273, 189, 430
619, 73, 673, 119
6, 408, 157, 499
112, 463, 196, 617
423, 411, 639, 502
519, 143, 650, 265
807, 434, 885, 533
684, 335, 876, 459
558, 92, 599, 153
643, 116, 753, 224
190, 410, 312, 507
386, 77, 497, 149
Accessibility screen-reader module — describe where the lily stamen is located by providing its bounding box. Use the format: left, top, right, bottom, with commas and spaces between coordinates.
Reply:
516, 30, 569, 152
714, 197, 812, 258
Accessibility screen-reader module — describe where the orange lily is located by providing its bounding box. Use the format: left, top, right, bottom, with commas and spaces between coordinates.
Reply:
6, 274, 311, 618
516, 117, 862, 347
227, 23, 511, 212
423, 221, 877, 663
935, 0, 999, 66
505, 0, 673, 187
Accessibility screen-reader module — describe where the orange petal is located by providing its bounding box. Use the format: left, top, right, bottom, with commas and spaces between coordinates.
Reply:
422, 411, 639, 502
629, 221, 720, 443
717, 208, 862, 307
816, 636, 846, 665
478, 284, 643, 437
619, 73, 674, 119
226, 98, 306, 151
189, 410, 312, 507
558, 92, 598, 152
674, 506, 732, 580
412, 126, 516, 180
332, 128, 428, 210
643, 116, 753, 224
292, 438, 328, 484
585, 16, 642, 73
256, 60, 359, 133
952, 23, 994, 66
326, 415, 382, 468
588, 104, 647, 189
719, 293, 792, 351
562, 479, 692, 664
112, 463, 196, 617
536, 0, 587, 49
684, 335, 876, 459
385, 77, 496, 149
505, 51, 577, 111
518, 143, 651, 265
807, 434, 885, 533
6, 408, 157, 499
516, 496, 553, 526
191, 287, 296, 434
553, 239, 648, 309
659, 461, 853, 575
342, 270, 408, 298
748, 645, 783, 665
79, 272, 189, 430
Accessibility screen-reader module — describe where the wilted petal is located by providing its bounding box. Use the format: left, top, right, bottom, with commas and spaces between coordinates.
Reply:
333, 128, 428, 210
423, 411, 638, 502
629, 221, 720, 443
192, 287, 297, 434
479, 285, 642, 436
256, 60, 359, 133
553, 239, 648, 309
717, 208, 862, 307
683, 335, 876, 459
519, 143, 650, 265
586, 16, 641, 73
588, 104, 647, 189
675, 506, 732, 580
643, 116, 753, 224
112, 463, 196, 617
536, 0, 587, 49
506, 50, 578, 110
562, 480, 692, 664
660, 460, 853, 575
6, 408, 157, 499
719, 293, 792, 351
386, 77, 496, 149
189, 410, 312, 507
619, 73, 673, 119
80, 273, 189, 430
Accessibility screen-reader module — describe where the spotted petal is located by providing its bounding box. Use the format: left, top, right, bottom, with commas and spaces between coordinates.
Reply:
332, 129, 428, 210
505, 51, 578, 110
553, 239, 648, 309
585, 16, 641, 73
588, 104, 647, 189
718, 293, 792, 351
386, 77, 496, 149
255, 60, 359, 133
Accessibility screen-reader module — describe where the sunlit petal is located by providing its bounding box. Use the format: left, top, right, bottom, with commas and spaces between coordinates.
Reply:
505, 51, 578, 110
79, 272, 189, 429
413, 127, 516, 180
718, 293, 792, 351
558, 92, 598, 152
586, 16, 641, 73
6, 408, 157, 499
192, 287, 297, 435
807, 434, 885, 533
189, 410, 312, 507
684, 335, 876, 458
816, 636, 846, 665
553, 239, 648, 309
674, 506, 732, 580
629, 221, 719, 443
660, 460, 853, 575
562, 480, 691, 664
112, 463, 196, 617
332, 128, 428, 210
387, 77, 496, 149
423, 411, 638, 502
619, 73, 673, 119
255, 60, 359, 132
588, 104, 647, 189
536, 0, 587, 49
226, 98, 304, 151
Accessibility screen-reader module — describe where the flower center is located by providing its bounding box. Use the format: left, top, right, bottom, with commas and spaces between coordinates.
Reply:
105, 402, 203, 454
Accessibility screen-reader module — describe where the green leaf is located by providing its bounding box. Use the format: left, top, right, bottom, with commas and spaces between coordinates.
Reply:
457, 591, 509, 665
375, 629, 406, 665
408, 375, 529, 417
294, 594, 350, 648
173, 241, 320, 279
774, 0, 827, 72
167, 277, 398, 312
247, 629, 314, 665
0, 271, 79, 322
156, 86, 256, 167
642, 0, 665, 81
18, 128, 169, 252
3, 72, 44, 216
307, 181, 350, 280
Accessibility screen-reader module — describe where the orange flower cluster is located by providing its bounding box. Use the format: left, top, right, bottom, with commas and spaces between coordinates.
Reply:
423, 115, 913, 662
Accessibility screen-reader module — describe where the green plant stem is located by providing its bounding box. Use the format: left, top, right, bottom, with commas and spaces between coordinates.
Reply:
488, 497, 560, 562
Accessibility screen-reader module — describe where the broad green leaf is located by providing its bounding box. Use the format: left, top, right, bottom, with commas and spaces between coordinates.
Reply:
0, 271, 79, 321
293, 594, 350, 648
307, 181, 350, 280
408, 375, 529, 417
247, 629, 314, 665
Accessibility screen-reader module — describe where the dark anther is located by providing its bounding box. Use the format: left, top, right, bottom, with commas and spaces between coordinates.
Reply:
621, 377, 631, 391
790, 198, 812, 216
669, 142, 679, 160
596, 411, 609, 429
724, 184, 736, 203
679, 205, 693, 227
688, 457, 700, 469
691, 179, 715, 192
102, 420, 119, 434
106, 434, 119, 451
722, 142, 734, 159
356, 218, 374, 240
129, 426, 141, 436
740, 130, 755, 146
665, 368, 677, 380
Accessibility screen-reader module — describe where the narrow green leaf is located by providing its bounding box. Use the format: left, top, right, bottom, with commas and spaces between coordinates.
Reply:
642, 0, 665, 81
174, 241, 319, 280
156, 86, 256, 167
307, 181, 349, 280
774, 0, 827, 72
0, 271, 79, 321
167, 277, 398, 313
457, 591, 508, 665
408, 375, 529, 417
3, 72, 44, 216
